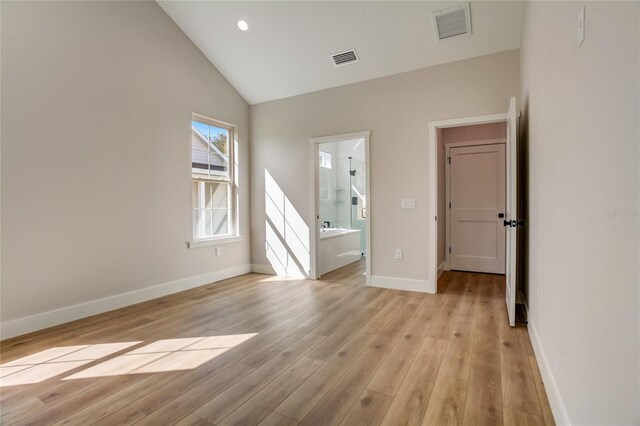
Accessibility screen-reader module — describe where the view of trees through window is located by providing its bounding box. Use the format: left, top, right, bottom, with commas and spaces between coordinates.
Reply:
192, 121, 228, 155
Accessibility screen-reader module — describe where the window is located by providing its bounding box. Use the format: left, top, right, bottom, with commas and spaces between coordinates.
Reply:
191, 114, 237, 241
319, 151, 332, 169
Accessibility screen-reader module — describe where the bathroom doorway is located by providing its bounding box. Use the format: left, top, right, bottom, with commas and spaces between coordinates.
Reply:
310, 131, 371, 283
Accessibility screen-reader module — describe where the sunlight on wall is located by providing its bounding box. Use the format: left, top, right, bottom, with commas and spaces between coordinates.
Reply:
265, 170, 310, 278
0, 334, 257, 386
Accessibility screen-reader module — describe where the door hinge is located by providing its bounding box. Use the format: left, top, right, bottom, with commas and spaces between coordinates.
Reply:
449, 202, 451, 208
447, 157, 451, 164
449, 247, 451, 253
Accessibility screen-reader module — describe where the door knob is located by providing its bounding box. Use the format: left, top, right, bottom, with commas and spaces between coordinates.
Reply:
503, 219, 525, 228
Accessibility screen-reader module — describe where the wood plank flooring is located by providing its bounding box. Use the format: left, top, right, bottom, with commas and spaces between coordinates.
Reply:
0, 261, 554, 425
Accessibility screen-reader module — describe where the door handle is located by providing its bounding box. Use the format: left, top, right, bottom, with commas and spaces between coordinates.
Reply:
503, 219, 525, 228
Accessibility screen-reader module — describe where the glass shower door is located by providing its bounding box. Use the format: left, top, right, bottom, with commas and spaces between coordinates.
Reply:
349, 158, 366, 255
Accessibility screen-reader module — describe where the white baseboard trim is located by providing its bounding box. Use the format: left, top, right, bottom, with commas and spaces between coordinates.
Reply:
437, 261, 447, 278
251, 264, 276, 275
527, 317, 571, 425
0, 264, 252, 340
369, 275, 433, 294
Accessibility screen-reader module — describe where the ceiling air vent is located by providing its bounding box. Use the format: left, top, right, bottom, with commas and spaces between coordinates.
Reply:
331, 49, 359, 67
432, 3, 471, 40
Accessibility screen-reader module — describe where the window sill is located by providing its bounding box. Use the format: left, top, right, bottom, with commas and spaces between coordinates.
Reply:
187, 235, 244, 249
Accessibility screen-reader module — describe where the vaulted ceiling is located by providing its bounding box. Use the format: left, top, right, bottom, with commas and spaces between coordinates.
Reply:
159, 1, 524, 105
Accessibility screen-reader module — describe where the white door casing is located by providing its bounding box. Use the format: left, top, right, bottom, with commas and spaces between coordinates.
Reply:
449, 144, 506, 274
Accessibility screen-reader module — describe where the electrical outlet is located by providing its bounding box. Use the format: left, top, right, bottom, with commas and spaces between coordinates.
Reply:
401, 199, 416, 209
215, 247, 221, 256
395, 249, 403, 260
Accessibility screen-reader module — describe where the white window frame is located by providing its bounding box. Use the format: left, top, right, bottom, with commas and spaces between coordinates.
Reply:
188, 113, 242, 248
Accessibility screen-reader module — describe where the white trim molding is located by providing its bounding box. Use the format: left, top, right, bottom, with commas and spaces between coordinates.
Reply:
187, 235, 244, 248
370, 275, 432, 293
0, 264, 252, 340
527, 317, 571, 426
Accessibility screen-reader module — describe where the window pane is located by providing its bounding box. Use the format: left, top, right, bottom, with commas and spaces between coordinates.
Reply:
319, 151, 332, 169
210, 181, 228, 209
192, 120, 229, 180
212, 209, 229, 236
192, 180, 231, 239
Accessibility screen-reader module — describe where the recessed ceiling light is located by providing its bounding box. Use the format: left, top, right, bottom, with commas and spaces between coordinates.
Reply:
237, 20, 249, 32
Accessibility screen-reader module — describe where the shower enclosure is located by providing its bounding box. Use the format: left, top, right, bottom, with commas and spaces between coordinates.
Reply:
319, 149, 366, 256
342, 156, 366, 255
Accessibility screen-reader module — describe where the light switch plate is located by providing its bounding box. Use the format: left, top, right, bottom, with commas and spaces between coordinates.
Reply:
577, 7, 585, 47
401, 198, 416, 209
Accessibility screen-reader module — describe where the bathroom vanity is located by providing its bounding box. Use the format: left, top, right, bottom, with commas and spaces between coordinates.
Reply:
320, 228, 362, 275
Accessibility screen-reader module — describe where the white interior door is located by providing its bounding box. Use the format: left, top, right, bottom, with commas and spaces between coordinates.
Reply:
505, 96, 518, 327
449, 144, 506, 274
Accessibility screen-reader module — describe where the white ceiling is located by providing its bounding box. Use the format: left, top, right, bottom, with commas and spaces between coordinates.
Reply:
158, 1, 524, 105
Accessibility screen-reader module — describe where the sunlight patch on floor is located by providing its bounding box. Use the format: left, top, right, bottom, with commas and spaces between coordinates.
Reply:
258, 275, 302, 283
0, 342, 140, 386
0, 334, 257, 386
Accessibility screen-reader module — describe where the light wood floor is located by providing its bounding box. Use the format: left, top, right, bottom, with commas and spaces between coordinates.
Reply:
0, 261, 554, 426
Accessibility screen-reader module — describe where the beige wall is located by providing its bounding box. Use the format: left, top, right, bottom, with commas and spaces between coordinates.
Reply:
437, 122, 506, 267
251, 50, 519, 287
520, 2, 639, 424
1, 1, 251, 336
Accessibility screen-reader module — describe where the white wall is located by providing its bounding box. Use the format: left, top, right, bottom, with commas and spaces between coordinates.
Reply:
520, 2, 639, 424
1, 1, 251, 338
250, 50, 520, 287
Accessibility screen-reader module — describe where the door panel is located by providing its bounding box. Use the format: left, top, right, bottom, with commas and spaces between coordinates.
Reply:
450, 144, 506, 274
505, 97, 518, 327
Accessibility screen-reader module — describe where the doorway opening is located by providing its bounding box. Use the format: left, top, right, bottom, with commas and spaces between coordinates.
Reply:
428, 113, 509, 294
310, 132, 371, 284
441, 123, 507, 275
428, 97, 520, 326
